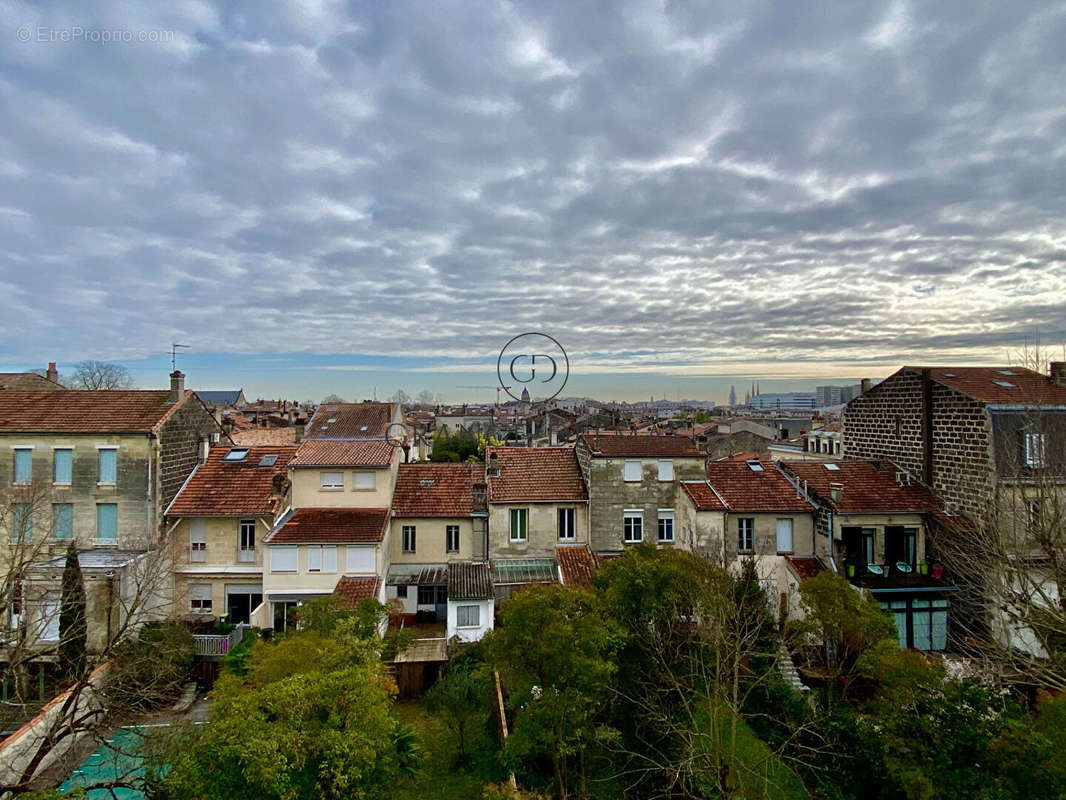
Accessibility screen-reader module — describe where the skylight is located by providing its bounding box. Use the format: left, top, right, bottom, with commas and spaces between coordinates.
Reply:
223, 448, 249, 462
746, 460, 764, 472
360, 425, 368, 431
327, 418, 337, 423
942, 372, 956, 377
998, 369, 1017, 376
419, 479, 435, 487
993, 380, 1015, 388
259, 454, 278, 467
824, 463, 840, 471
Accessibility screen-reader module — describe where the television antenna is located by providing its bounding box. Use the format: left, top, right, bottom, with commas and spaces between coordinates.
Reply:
170, 343, 190, 371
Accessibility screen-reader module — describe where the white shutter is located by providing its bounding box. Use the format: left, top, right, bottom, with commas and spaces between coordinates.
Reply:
775, 519, 793, 553
270, 546, 298, 572
307, 546, 322, 572
657, 460, 674, 481
346, 545, 375, 574
322, 545, 338, 573
623, 460, 641, 481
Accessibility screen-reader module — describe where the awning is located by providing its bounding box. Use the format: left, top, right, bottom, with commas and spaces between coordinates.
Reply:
491, 558, 558, 585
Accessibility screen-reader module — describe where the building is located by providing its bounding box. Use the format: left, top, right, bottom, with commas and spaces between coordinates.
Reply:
0, 372, 224, 651
165, 444, 296, 625
576, 432, 705, 553
748, 392, 817, 410
0, 364, 63, 392
195, 390, 247, 409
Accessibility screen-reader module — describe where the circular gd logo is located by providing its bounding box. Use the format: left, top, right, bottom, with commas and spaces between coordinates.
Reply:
497, 332, 569, 403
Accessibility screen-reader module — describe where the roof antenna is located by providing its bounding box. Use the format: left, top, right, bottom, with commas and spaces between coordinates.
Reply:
171, 343, 189, 371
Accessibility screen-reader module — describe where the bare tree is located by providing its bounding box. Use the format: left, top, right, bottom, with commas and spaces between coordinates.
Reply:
67, 361, 135, 390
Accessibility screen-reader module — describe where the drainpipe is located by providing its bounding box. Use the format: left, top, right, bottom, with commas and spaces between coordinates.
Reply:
146, 434, 154, 551
826, 510, 837, 572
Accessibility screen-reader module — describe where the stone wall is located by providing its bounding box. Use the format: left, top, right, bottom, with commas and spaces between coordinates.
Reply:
158, 397, 220, 512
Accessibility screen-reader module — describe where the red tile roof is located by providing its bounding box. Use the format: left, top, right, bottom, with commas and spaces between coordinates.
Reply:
333, 576, 381, 606
0, 373, 63, 391
579, 431, 702, 457
291, 440, 395, 467
898, 366, 1066, 406
681, 480, 727, 511
231, 427, 297, 446
786, 556, 825, 581
486, 447, 587, 502
556, 545, 598, 587
0, 390, 196, 433
268, 507, 390, 543
704, 461, 814, 513
781, 460, 942, 514
304, 401, 396, 439
167, 445, 296, 516
392, 463, 482, 517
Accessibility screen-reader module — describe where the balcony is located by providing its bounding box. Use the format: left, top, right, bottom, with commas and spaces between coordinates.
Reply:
848, 562, 952, 591
192, 623, 246, 657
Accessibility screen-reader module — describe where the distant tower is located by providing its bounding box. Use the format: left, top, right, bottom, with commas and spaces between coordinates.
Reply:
744, 391, 750, 405
756, 382, 760, 397
729, 385, 736, 406
520, 386, 530, 407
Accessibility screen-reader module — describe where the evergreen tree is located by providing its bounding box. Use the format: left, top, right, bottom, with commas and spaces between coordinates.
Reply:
59, 542, 87, 678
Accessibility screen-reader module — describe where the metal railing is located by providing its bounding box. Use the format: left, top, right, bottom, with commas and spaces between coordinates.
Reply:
192, 623, 246, 657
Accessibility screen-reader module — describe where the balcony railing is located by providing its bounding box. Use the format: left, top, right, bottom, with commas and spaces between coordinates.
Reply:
192, 623, 246, 657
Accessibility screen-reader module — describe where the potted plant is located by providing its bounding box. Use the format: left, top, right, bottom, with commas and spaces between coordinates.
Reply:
919, 562, 929, 576
846, 564, 855, 578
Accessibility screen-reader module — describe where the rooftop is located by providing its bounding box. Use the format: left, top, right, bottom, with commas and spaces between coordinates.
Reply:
782, 459, 943, 514
448, 561, 493, 600
392, 462, 483, 517
704, 460, 814, 513
579, 431, 702, 458
303, 401, 396, 439
556, 545, 598, 587
486, 447, 587, 502
332, 576, 381, 606
290, 439, 395, 467
167, 445, 296, 517
0, 390, 197, 433
267, 507, 390, 544
897, 366, 1066, 406
680, 480, 727, 511
230, 427, 298, 446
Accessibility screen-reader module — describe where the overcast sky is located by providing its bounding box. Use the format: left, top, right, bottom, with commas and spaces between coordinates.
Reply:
2, 1, 1064, 402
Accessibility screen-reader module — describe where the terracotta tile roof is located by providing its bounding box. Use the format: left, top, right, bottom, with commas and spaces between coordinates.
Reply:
333, 576, 381, 606
556, 545, 598, 587
898, 366, 1066, 406
719, 451, 761, 462
448, 561, 493, 600
579, 431, 702, 457
291, 439, 395, 467
781, 460, 942, 514
486, 447, 587, 502
704, 460, 814, 513
0, 390, 196, 433
167, 445, 296, 517
0, 373, 63, 391
786, 556, 825, 581
230, 427, 297, 446
268, 507, 390, 543
681, 480, 727, 511
304, 401, 396, 439
392, 463, 481, 517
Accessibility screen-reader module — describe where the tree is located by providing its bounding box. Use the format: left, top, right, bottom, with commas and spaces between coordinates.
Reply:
484, 585, 620, 800
322, 393, 346, 403
67, 361, 134, 390
415, 389, 439, 407
58, 543, 87, 679
388, 389, 411, 404
425, 661, 490, 761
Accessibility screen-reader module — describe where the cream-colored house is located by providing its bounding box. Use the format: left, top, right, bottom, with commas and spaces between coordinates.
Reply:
165, 444, 295, 625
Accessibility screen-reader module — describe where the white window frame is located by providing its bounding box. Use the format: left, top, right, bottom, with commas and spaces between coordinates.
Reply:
189, 584, 213, 613
446, 524, 460, 554
623, 460, 642, 482
238, 518, 255, 561
738, 518, 755, 553
189, 519, 207, 562
657, 509, 675, 542
1024, 432, 1048, 468
353, 471, 376, 490
270, 545, 298, 573
402, 525, 417, 553
509, 508, 528, 542
558, 507, 576, 540
456, 604, 480, 628
657, 460, 674, 481
307, 545, 323, 572
320, 471, 344, 489
623, 509, 643, 543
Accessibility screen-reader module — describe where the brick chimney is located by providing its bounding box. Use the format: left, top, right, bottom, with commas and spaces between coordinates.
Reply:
1050, 362, 1066, 387
860, 378, 871, 394
45, 362, 58, 383
168, 370, 185, 404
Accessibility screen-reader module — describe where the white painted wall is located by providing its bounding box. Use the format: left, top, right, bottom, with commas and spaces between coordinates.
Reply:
446, 598, 494, 642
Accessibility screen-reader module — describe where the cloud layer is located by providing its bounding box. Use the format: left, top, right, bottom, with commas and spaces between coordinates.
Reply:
2, 0, 1065, 373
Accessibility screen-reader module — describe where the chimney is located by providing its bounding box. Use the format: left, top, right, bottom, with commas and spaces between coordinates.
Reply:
860, 378, 871, 394
46, 362, 58, 383
829, 482, 844, 504
1051, 362, 1066, 387
487, 451, 500, 477
294, 422, 305, 444
168, 370, 185, 404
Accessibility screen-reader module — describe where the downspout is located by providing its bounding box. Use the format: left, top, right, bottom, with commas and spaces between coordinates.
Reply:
826, 509, 837, 572
146, 433, 154, 551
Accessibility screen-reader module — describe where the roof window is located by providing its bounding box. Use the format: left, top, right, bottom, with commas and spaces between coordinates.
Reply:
259, 454, 278, 467
223, 447, 249, 462
419, 479, 435, 487
998, 369, 1017, 376
993, 380, 1015, 388
824, 463, 840, 471
746, 460, 764, 472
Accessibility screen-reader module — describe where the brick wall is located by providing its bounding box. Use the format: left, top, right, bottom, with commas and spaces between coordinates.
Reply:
158, 398, 220, 512
843, 370, 926, 477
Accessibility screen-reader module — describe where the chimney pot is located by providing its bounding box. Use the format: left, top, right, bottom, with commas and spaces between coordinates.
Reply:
860, 378, 871, 394
829, 482, 844, 504
1050, 362, 1066, 387
168, 370, 185, 404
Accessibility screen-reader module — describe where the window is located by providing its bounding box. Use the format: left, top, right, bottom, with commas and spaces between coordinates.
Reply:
53, 449, 72, 484
436, 585, 448, 604
223, 447, 249, 462
306, 545, 336, 572
353, 472, 376, 490
658, 460, 674, 481
10, 503, 32, 544
96, 503, 117, 543
509, 509, 527, 542
239, 519, 255, 561
189, 584, 213, 613
346, 546, 374, 573
457, 604, 480, 627
189, 519, 206, 562
775, 518, 793, 553
738, 518, 754, 552
418, 585, 435, 605
623, 460, 642, 482
308, 545, 322, 571
13, 448, 31, 484
98, 448, 117, 484
396, 584, 408, 599
320, 471, 343, 489
402, 525, 417, 553
1024, 432, 1048, 468
658, 509, 675, 542
446, 525, 460, 553
52, 504, 73, 540
623, 510, 643, 543
270, 546, 298, 572
558, 508, 575, 540
273, 600, 299, 631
